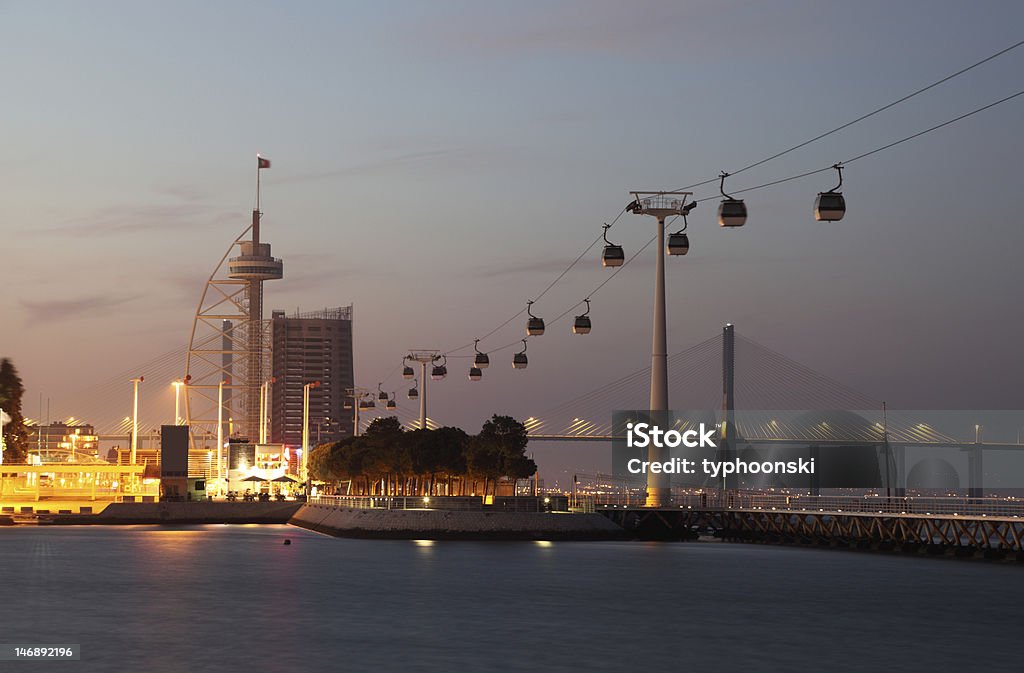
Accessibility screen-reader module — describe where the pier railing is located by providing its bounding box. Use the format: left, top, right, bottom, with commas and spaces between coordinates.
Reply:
309, 495, 485, 511
309, 494, 580, 513
594, 493, 1024, 518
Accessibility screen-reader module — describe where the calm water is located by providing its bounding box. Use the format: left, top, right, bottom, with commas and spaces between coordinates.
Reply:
1, 525, 1020, 672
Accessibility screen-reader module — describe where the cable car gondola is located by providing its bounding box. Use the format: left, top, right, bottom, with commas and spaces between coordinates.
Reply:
378, 383, 388, 401
814, 164, 846, 222
601, 223, 624, 267
717, 172, 747, 227
526, 301, 545, 336
468, 366, 482, 381
402, 358, 415, 380
667, 205, 692, 256
386, 394, 397, 411
431, 355, 448, 380
512, 340, 529, 369
573, 298, 592, 335
408, 380, 419, 400
667, 231, 689, 255
473, 339, 489, 369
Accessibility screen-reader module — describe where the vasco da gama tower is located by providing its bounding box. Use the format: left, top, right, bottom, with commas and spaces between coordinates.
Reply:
184, 157, 282, 448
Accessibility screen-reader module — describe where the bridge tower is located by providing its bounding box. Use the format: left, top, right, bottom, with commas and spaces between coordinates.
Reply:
720, 323, 736, 490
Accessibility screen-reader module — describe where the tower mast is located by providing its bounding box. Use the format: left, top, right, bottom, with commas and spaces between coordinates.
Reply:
227, 156, 282, 440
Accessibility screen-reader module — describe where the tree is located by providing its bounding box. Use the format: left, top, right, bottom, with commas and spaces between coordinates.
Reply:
0, 359, 27, 463
471, 415, 535, 495
307, 415, 535, 498
409, 426, 468, 496
364, 415, 403, 439
360, 416, 409, 494
308, 440, 344, 482
465, 435, 503, 495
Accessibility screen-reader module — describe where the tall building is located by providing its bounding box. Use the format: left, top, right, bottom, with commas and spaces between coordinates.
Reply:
270, 306, 354, 447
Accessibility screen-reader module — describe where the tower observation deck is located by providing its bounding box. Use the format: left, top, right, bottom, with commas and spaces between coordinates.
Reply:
227, 207, 283, 440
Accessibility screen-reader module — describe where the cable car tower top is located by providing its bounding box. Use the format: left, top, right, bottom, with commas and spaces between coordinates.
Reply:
627, 190, 694, 219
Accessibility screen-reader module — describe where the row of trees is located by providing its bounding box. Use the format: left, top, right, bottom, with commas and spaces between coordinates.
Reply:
0, 358, 27, 463
308, 414, 536, 497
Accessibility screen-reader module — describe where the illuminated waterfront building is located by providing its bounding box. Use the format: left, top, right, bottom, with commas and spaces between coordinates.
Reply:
29, 422, 99, 459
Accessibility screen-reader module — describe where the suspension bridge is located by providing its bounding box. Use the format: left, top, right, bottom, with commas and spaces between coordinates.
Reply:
522, 325, 1023, 502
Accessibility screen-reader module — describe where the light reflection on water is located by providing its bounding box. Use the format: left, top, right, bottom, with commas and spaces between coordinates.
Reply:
1, 525, 1020, 672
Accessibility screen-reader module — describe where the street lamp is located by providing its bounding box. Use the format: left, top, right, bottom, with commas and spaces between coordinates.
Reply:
258, 377, 275, 444
216, 379, 227, 493
312, 416, 333, 445
172, 379, 184, 425
130, 374, 144, 465
302, 381, 321, 497
627, 191, 693, 508
127, 376, 144, 493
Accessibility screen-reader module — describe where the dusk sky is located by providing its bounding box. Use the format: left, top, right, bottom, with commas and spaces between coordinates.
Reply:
3, 1, 1023, 448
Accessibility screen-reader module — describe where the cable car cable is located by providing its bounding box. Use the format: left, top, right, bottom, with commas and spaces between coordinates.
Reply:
687, 87, 1024, 207
432, 48, 1024, 363
378, 68, 1024, 385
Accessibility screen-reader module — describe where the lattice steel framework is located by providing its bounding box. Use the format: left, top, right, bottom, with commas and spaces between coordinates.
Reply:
184, 214, 281, 449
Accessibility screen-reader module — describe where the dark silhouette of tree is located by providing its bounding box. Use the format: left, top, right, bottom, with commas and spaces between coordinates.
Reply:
308, 415, 535, 497
308, 443, 332, 480
0, 359, 28, 463
409, 426, 468, 496
364, 416, 403, 439
468, 415, 536, 495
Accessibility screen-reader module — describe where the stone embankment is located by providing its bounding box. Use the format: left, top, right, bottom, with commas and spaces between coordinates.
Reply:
290, 503, 628, 540
43, 501, 302, 525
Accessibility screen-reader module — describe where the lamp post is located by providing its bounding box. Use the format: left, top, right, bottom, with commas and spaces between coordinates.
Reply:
259, 377, 275, 444
628, 191, 693, 508
129, 372, 143, 467
172, 380, 184, 425
217, 379, 226, 493
302, 381, 321, 497
317, 417, 331, 445
127, 376, 144, 492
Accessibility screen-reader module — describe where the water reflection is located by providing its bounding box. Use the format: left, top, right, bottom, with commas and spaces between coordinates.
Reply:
1, 526, 1020, 673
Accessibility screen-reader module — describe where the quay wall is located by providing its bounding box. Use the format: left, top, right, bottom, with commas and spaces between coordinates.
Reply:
43, 501, 302, 525
290, 503, 628, 540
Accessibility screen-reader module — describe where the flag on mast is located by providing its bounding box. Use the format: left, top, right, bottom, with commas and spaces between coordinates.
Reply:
258, 156, 271, 169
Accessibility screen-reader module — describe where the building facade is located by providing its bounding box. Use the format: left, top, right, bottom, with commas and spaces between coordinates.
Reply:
28, 422, 99, 458
270, 306, 354, 447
